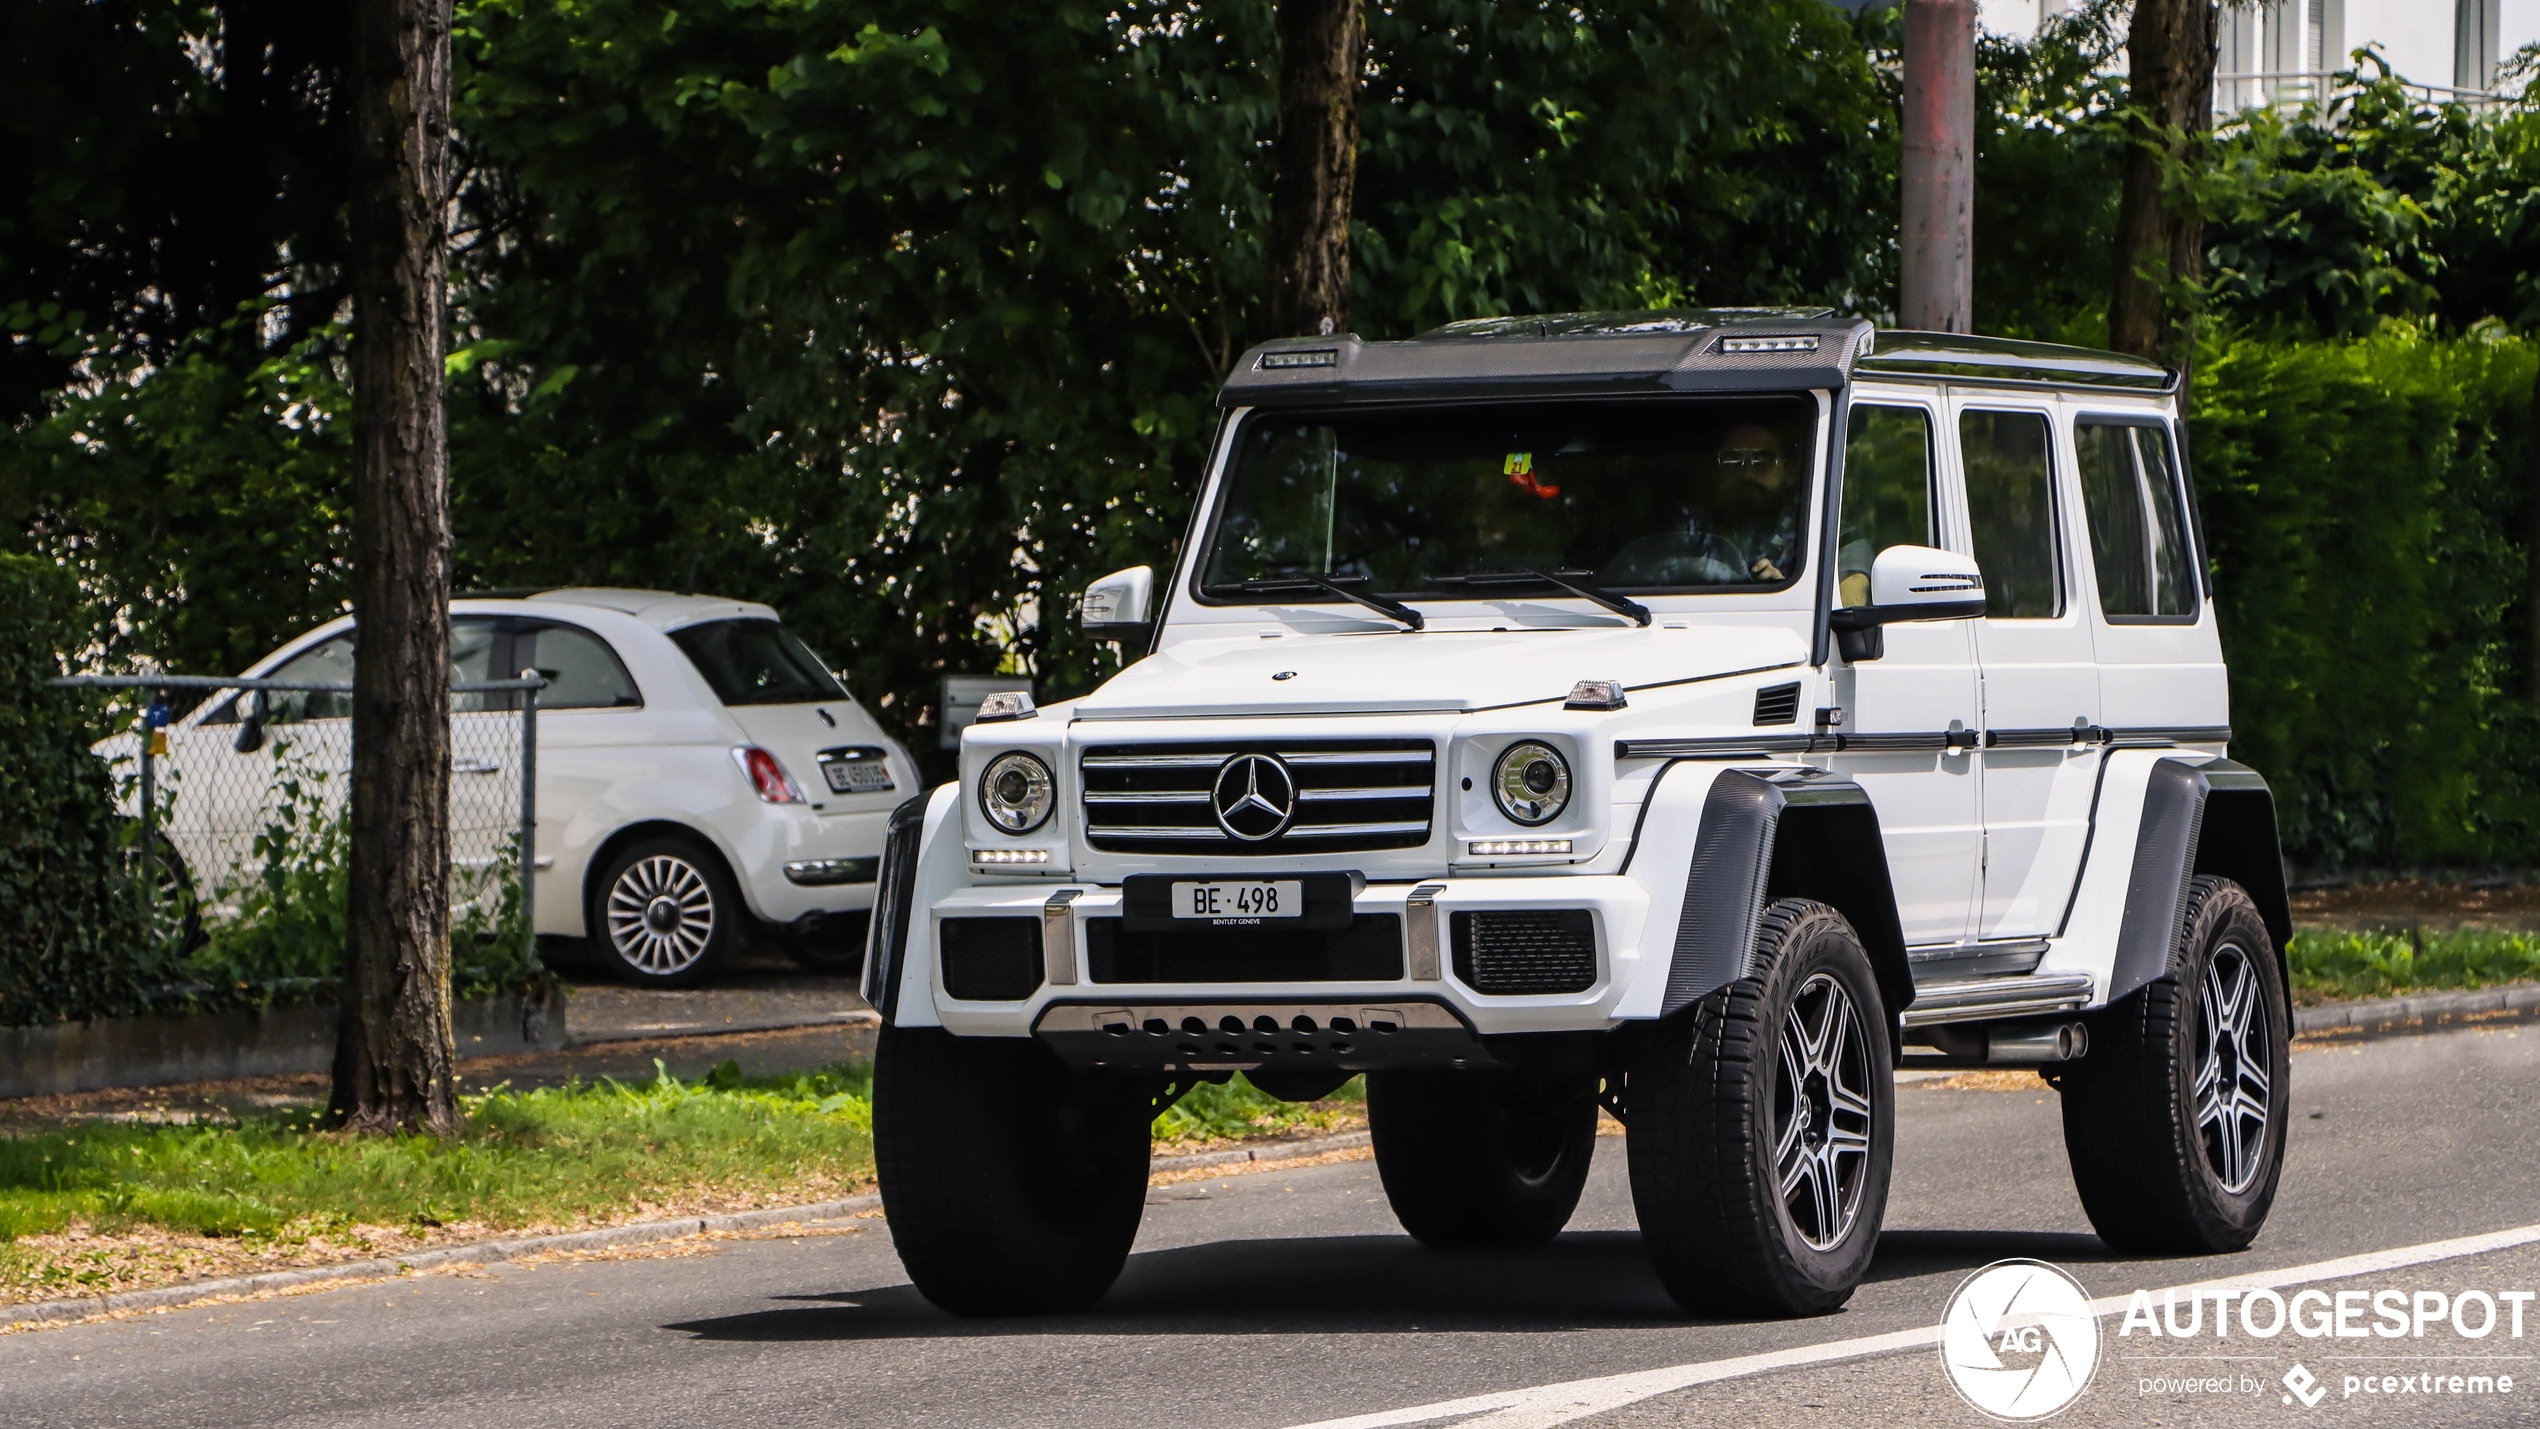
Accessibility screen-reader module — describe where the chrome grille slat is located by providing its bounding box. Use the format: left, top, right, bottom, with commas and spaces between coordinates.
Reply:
1297, 785, 1430, 802
1080, 739, 1436, 855
1082, 791, 1213, 805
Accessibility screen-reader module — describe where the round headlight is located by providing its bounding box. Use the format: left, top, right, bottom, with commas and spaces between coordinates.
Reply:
1492, 741, 1572, 826
978, 751, 1054, 834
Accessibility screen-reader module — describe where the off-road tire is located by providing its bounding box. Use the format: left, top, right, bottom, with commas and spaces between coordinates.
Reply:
587, 835, 741, 988
1627, 898, 1895, 1317
1366, 1068, 1598, 1248
2059, 876, 2289, 1254
873, 1026, 1153, 1316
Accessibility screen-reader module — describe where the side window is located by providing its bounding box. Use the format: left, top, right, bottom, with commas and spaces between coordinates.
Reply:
1838, 404, 1936, 608
517, 622, 643, 710
450, 617, 503, 713
1959, 409, 2063, 619
2076, 420, 2198, 620
262, 634, 358, 724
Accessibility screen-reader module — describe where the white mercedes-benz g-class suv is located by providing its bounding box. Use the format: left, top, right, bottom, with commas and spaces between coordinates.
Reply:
865, 311, 2293, 1319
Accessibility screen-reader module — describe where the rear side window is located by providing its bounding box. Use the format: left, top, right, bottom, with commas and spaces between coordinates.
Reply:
1959, 409, 2063, 619
670, 619, 848, 706
518, 622, 642, 710
2076, 420, 2198, 620
1837, 404, 1935, 608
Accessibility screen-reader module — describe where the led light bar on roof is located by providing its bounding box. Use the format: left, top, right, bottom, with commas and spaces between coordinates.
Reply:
1258, 349, 1340, 369
1718, 334, 1820, 354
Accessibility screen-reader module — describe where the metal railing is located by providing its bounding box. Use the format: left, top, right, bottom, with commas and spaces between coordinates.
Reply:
2215, 70, 2512, 113
52, 672, 548, 959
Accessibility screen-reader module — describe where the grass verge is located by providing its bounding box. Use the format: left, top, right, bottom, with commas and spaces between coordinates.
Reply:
0, 1060, 873, 1303
2286, 926, 2540, 1004
0, 1062, 1365, 1305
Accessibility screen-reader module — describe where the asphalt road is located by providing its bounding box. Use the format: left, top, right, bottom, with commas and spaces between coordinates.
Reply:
9, 1025, 2537, 1429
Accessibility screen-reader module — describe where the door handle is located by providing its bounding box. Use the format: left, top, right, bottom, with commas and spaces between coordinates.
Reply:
452, 759, 503, 775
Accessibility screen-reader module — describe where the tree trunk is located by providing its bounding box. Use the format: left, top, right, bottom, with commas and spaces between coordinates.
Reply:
1899, 0, 1976, 333
331, 0, 458, 1137
1266, 0, 1364, 340
2110, 0, 2218, 372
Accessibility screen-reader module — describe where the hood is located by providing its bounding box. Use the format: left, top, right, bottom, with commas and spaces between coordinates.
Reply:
1070, 625, 1806, 720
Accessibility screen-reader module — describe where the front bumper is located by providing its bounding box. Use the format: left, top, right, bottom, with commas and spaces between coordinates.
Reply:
925, 876, 1655, 1051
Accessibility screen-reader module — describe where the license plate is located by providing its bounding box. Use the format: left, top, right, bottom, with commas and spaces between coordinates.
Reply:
1171, 880, 1303, 925
822, 760, 894, 794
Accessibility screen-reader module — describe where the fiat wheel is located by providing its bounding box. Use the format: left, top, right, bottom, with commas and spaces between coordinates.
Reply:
589, 836, 741, 987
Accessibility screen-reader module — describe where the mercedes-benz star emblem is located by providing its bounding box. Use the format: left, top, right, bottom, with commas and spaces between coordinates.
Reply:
1211, 753, 1297, 841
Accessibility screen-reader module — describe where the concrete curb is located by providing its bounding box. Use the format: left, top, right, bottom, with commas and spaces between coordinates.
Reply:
2293, 983, 2540, 1039
0, 1129, 1381, 1331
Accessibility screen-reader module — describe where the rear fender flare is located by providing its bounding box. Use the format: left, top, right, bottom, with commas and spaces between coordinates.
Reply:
2107, 756, 2292, 1007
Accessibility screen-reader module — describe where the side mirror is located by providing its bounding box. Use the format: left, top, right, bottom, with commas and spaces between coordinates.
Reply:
1079, 565, 1155, 651
233, 691, 269, 754
1828, 545, 1986, 662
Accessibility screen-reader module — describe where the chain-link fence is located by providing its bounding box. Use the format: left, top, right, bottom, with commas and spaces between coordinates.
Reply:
54, 673, 545, 979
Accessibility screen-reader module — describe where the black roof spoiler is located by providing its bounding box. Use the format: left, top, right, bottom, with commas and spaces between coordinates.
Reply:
1214, 311, 2176, 409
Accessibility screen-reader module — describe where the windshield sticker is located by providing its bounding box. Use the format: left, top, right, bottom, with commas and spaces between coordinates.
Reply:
1505, 451, 1559, 499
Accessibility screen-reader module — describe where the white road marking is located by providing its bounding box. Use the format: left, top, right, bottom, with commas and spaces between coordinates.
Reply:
1281, 1221, 2540, 1429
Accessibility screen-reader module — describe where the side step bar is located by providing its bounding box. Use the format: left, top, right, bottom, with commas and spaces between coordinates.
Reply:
1899, 972, 2096, 1027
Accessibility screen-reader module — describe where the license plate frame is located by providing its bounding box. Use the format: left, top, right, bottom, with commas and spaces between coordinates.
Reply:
1121, 871, 1359, 932
819, 759, 895, 794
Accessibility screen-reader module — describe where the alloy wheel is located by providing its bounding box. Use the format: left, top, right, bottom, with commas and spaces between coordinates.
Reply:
606, 854, 717, 975
1773, 972, 1875, 1251
2194, 940, 2273, 1193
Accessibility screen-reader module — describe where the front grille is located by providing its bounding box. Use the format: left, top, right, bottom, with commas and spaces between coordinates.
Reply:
1451, 910, 1598, 994
1086, 914, 1405, 983
1753, 681, 1801, 726
1079, 740, 1435, 854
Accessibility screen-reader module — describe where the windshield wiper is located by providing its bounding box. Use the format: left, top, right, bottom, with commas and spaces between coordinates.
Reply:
1214, 575, 1426, 631
1428, 569, 1651, 626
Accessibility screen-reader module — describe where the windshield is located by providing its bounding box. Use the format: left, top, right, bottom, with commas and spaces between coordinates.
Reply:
669, 618, 848, 706
1201, 398, 1818, 604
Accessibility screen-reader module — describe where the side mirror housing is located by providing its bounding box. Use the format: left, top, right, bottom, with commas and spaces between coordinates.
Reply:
233, 691, 269, 754
1829, 545, 1986, 662
1080, 565, 1155, 651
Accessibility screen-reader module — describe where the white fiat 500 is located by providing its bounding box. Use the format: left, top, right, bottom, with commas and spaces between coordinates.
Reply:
866, 313, 2294, 1321
139, 589, 918, 986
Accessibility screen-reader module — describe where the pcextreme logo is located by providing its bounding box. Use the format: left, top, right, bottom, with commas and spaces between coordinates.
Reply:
1940, 1260, 2104, 1421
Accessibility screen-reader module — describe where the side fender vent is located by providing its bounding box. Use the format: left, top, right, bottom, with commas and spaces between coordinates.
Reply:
1752, 682, 1801, 726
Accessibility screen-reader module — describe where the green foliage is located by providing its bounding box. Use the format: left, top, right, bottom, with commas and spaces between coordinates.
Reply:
2190, 326, 2540, 869
2202, 57, 2540, 339
0, 555, 154, 1027
2286, 925, 2540, 1000
0, 317, 354, 684
1152, 1072, 1363, 1144
1970, 1, 2129, 345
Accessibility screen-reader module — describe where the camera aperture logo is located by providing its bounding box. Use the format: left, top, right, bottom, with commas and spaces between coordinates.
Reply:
1941, 1260, 2104, 1421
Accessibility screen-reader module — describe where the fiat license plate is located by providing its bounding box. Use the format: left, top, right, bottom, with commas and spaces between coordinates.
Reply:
1171, 880, 1303, 925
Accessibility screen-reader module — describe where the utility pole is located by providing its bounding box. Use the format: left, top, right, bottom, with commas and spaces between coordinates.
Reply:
333, 0, 459, 1137
1266, 0, 1364, 340
1899, 0, 1976, 333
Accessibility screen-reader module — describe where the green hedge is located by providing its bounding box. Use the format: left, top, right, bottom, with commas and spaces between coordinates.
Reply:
0, 554, 153, 1026
2193, 327, 2540, 872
